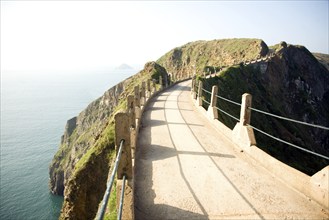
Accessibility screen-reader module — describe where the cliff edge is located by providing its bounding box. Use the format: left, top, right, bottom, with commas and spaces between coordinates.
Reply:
50, 38, 329, 219
49, 61, 168, 219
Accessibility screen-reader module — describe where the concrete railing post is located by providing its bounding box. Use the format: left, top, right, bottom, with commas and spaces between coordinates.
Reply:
140, 81, 146, 106
191, 78, 197, 99
152, 80, 157, 93
127, 95, 136, 159
232, 93, 256, 149
196, 81, 203, 106
159, 76, 163, 90
115, 113, 132, 179
191, 77, 195, 94
115, 113, 134, 220
240, 93, 252, 125
127, 95, 136, 129
147, 79, 151, 98
134, 85, 141, 120
207, 86, 218, 119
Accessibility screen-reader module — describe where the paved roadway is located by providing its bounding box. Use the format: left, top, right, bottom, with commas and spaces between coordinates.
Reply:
134, 80, 328, 220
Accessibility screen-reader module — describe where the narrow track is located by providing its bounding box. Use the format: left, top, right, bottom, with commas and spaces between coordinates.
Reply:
134, 80, 327, 220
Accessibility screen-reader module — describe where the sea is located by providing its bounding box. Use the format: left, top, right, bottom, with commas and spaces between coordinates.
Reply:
0, 68, 138, 220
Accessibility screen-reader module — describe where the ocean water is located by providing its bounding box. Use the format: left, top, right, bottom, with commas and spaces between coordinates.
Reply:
0, 69, 137, 220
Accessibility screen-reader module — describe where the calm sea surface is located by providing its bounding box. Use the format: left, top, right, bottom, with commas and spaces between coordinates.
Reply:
0, 69, 136, 219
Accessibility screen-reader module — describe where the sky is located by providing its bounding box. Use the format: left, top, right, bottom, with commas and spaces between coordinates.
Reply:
1, 0, 328, 75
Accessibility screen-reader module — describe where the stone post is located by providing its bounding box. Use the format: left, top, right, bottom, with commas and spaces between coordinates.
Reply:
134, 85, 141, 120
127, 95, 135, 129
207, 86, 218, 119
127, 95, 136, 158
191, 77, 195, 94
232, 93, 256, 149
115, 113, 134, 220
191, 78, 197, 99
147, 79, 151, 98
152, 80, 157, 93
140, 81, 146, 106
159, 76, 163, 90
196, 81, 203, 106
115, 113, 132, 180
240, 93, 252, 125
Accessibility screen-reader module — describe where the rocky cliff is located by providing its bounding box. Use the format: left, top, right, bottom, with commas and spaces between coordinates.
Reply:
157, 38, 268, 79
50, 38, 329, 219
196, 42, 329, 175
49, 62, 168, 219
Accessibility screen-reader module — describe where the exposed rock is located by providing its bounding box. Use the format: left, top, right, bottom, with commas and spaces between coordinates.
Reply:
49, 62, 168, 219
49, 82, 124, 196
157, 38, 269, 79
144, 61, 168, 85
280, 41, 287, 48
200, 44, 329, 175
50, 38, 328, 219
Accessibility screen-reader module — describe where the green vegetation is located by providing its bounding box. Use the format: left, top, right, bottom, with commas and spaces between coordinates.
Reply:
104, 180, 117, 220
157, 38, 269, 77
53, 60, 167, 219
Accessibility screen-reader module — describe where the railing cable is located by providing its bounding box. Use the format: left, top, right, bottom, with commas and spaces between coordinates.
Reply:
216, 94, 241, 106
117, 175, 126, 220
201, 97, 211, 105
214, 106, 240, 122
97, 139, 125, 220
202, 88, 212, 95
247, 124, 329, 160
248, 107, 329, 130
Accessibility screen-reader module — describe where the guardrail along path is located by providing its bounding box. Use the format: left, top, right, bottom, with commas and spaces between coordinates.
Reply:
134, 80, 327, 220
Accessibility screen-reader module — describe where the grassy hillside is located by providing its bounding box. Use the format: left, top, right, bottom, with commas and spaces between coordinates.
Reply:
157, 38, 269, 79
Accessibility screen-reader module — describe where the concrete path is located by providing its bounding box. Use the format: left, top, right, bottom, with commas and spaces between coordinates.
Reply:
134, 80, 328, 220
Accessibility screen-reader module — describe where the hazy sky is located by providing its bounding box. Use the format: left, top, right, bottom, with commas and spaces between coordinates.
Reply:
1, 1, 328, 74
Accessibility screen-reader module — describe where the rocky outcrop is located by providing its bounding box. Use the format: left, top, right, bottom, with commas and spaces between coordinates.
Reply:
49, 82, 124, 196
157, 38, 269, 79
49, 61, 168, 219
50, 38, 328, 219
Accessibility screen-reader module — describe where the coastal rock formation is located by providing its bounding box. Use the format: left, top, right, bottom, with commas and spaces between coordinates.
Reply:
49, 62, 168, 219
157, 38, 269, 79
198, 43, 329, 174
50, 38, 328, 219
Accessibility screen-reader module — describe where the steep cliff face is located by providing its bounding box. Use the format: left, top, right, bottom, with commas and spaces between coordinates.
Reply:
50, 38, 328, 219
157, 38, 269, 79
49, 61, 168, 219
199, 43, 329, 175
49, 82, 124, 196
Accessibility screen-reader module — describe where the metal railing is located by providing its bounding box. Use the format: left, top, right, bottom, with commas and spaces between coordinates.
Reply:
193, 80, 329, 161
97, 139, 125, 220
248, 106, 329, 130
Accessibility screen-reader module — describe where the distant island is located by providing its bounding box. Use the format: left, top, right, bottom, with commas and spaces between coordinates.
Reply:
115, 63, 134, 70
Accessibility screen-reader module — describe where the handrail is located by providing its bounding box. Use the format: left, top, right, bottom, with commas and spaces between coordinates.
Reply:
97, 139, 125, 220
117, 175, 126, 220
216, 94, 241, 106
192, 81, 329, 160
248, 106, 329, 130
96, 77, 174, 220
214, 106, 240, 122
202, 88, 212, 95
201, 97, 211, 105
247, 124, 329, 160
